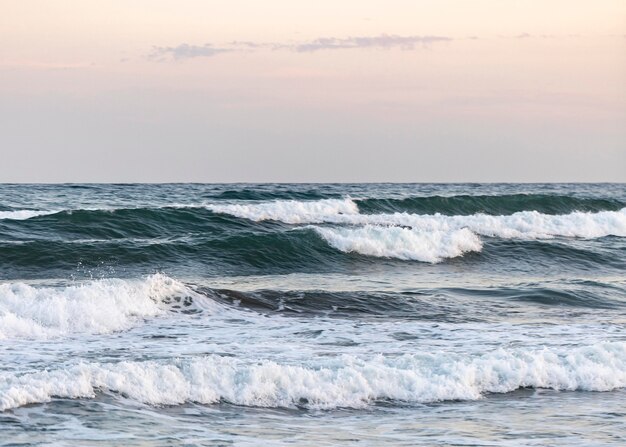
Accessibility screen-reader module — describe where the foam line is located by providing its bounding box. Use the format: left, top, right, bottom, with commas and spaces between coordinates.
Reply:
207, 198, 626, 239
0, 210, 60, 220
2, 342, 624, 411
205, 198, 359, 224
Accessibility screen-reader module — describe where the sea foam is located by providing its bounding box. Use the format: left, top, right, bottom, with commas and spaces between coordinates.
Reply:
0, 210, 60, 220
1, 342, 624, 411
205, 198, 359, 224
335, 208, 626, 239
313, 225, 482, 262
207, 199, 626, 239
0, 274, 215, 340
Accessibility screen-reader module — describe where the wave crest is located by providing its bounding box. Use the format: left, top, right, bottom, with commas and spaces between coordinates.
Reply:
2, 342, 624, 411
313, 225, 482, 262
207, 198, 626, 239
0, 274, 215, 340
205, 198, 359, 224
0, 210, 60, 220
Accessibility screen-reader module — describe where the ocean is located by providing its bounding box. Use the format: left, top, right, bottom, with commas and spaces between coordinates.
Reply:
1, 183, 625, 446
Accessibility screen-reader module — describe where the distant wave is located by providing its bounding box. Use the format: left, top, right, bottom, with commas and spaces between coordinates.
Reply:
0, 204, 207, 221
2, 342, 624, 411
0, 274, 218, 340
209, 188, 335, 201
0, 199, 357, 223
3, 198, 625, 265
356, 194, 625, 215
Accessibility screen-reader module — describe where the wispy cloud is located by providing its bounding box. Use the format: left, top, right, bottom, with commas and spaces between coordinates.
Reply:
294, 34, 452, 52
149, 43, 231, 60
149, 34, 453, 60
501, 33, 582, 39
228, 41, 267, 49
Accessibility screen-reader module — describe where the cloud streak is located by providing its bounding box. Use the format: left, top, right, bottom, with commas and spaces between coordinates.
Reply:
294, 34, 452, 52
150, 34, 453, 60
149, 44, 231, 60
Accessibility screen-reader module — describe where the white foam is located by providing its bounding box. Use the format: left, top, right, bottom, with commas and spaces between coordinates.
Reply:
0, 274, 216, 340
2, 342, 624, 411
0, 210, 60, 220
205, 198, 359, 224
0, 205, 204, 221
208, 199, 626, 239
332, 208, 626, 239
314, 225, 482, 262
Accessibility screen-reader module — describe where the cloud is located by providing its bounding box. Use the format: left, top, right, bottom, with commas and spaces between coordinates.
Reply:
294, 34, 452, 52
149, 34, 453, 61
228, 41, 266, 49
150, 43, 230, 60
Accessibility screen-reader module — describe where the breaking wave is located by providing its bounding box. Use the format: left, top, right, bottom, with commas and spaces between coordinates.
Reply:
205, 198, 359, 224
0, 274, 217, 340
2, 342, 624, 411
2, 197, 625, 269
0, 210, 60, 220
313, 225, 482, 262
207, 198, 626, 239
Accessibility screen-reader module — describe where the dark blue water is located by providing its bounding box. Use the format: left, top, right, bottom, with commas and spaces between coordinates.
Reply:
1, 184, 625, 446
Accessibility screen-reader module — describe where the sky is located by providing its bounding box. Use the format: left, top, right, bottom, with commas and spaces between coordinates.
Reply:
0, 0, 624, 182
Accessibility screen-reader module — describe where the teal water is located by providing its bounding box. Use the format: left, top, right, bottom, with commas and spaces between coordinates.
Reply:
1, 184, 625, 445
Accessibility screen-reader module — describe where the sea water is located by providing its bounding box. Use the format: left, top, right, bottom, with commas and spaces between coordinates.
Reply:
1, 183, 625, 445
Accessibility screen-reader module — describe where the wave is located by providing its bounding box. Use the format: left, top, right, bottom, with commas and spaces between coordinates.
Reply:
5, 199, 625, 241
2, 199, 624, 269
3, 191, 624, 223
341, 209, 626, 240
2, 342, 624, 411
1, 229, 623, 277
207, 198, 626, 240
0, 203, 215, 222
0, 274, 217, 340
0, 210, 60, 220
209, 281, 626, 320
356, 194, 625, 216
205, 198, 359, 224
210, 188, 335, 201
312, 226, 482, 262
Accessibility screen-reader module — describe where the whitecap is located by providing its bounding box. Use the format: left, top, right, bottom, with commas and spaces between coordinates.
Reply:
313, 225, 482, 262
0, 210, 60, 220
0, 274, 218, 340
208, 199, 626, 240
205, 198, 359, 224
2, 342, 624, 411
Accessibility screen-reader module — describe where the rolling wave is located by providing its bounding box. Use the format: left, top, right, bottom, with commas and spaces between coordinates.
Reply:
0, 274, 217, 340
356, 194, 625, 215
2, 342, 624, 411
313, 225, 482, 262
202, 198, 626, 260
2, 197, 625, 266
209, 281, 626, 319
0, 210, 60, 220
1, 227, 623, 274
205, 198, 359, 224
207, 199, 626, 239
1, 273, 621, 342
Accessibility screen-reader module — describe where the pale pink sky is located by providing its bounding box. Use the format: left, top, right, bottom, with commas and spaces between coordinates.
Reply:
1, 1, 624, 181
